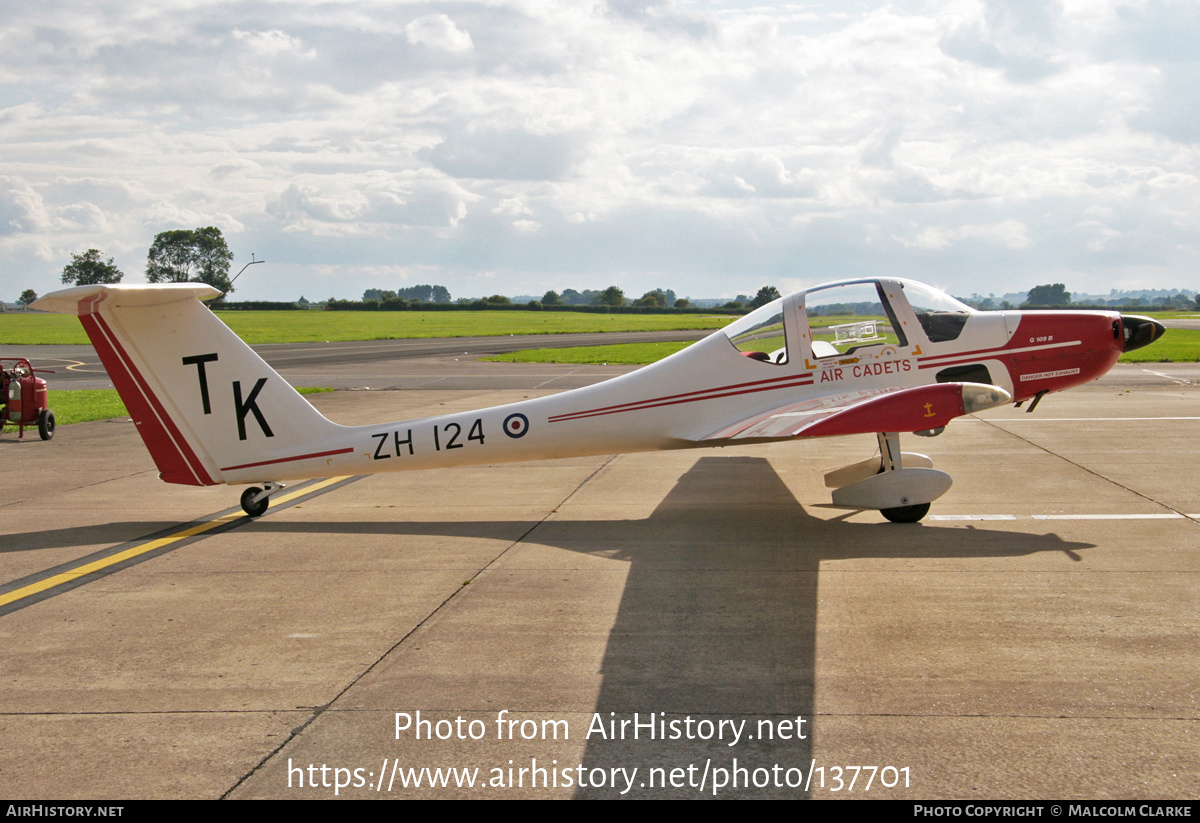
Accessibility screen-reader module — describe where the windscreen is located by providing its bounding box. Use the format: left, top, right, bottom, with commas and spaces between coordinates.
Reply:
723, 302, 788, 364
900, 282, 975, 343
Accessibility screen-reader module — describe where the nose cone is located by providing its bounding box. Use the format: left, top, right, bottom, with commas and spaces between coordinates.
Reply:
1121, 315, 1167, 352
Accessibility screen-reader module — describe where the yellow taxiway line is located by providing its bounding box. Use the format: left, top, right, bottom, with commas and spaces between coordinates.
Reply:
0, 476, 352, 610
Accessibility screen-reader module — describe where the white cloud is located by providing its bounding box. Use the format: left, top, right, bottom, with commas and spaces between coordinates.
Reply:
0, 177, 49, 235
266, 174, 481, 235
493, 198, 532, 217
897, 219, 1030, 250
405, 14, 474, 54
232, 29, 315, 60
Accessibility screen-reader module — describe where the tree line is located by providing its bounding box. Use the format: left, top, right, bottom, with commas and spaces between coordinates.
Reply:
350, 284, 783, 311
961, 283, 1200, 310
22, 238, 1196, 313
18, 233, 784, 312
60, 227, 234, 291
13, 227, 237, 307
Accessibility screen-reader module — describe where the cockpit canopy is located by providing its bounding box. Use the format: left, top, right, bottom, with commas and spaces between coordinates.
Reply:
725, 304, 789, 364
723, 278, 975, 365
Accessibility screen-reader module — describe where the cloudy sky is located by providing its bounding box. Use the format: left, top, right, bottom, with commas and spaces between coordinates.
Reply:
3, 0, 1199, 303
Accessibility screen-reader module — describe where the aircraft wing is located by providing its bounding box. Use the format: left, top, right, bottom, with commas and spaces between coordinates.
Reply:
703, 382, 1011, 440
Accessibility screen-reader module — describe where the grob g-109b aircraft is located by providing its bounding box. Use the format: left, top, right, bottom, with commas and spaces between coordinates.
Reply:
34, 278, 1164, 523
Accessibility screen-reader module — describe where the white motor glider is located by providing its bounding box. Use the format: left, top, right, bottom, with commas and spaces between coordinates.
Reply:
34, 278, 1163, 522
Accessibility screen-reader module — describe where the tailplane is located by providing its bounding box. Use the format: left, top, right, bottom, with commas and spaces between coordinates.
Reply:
34, 284, 337, 486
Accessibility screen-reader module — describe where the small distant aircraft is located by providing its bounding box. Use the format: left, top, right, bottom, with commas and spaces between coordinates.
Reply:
34, 278, 1163, 522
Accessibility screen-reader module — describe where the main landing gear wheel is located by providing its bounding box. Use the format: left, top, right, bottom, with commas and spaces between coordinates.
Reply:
881, 502, 930, 523
37, 408, 55, 441
240, 487, 269, 518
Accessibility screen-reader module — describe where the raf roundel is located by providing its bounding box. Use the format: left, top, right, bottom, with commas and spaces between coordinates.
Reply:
503, 413, 530, 439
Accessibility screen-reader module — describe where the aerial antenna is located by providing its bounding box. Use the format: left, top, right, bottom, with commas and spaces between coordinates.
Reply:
230, 253, 265, 287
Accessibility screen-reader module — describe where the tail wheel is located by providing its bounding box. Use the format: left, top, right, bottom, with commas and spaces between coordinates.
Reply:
881, 503, 930, 523
37, 409, 55, 441
240, 487, 269, 518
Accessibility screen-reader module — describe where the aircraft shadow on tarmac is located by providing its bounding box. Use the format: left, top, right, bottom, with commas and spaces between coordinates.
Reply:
265, 455, 1088, 799
272, 456, 1087, 799
8, 456, 1093, 798
4, 456, 1096, 563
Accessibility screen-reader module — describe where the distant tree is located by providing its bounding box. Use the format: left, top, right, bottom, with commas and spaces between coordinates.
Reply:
396, 284, 451, 303
18, 289, 37, 307
637, 289, 668, 308
596, 286, 626, 307
364, 288, 404, 302
748, 286, 782, 309
380, 296, 411, 309
62, 249, 123, 285
483, 294, 511, 305
541, 290, 562, 306
723, 301, 744, 309
961, 294, 996, 310
674, 298, 690, 309
146, 227, 235, 293
1024, 283, 1071, 307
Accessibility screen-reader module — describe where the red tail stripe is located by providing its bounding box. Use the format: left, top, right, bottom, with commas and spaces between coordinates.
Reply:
78, 299, 216, 486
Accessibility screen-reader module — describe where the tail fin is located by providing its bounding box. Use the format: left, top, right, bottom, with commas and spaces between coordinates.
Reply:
35, 284, 337, 486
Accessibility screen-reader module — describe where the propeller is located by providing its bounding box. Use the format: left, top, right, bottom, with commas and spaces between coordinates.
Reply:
1119, 315, 1166, 352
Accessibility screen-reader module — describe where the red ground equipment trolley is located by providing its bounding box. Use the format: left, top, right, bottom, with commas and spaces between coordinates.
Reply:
1, 358, 54, 440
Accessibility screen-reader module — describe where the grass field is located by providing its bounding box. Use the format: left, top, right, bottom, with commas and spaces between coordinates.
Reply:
0, 310, 733, 345
1117, 328, 1200, 362
21, 389, 128, 428
0, 386, 334, 430
485, 340, 696, 365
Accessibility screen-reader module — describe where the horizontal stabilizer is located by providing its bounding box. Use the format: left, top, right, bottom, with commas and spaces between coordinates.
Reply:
32, 283, 222, 315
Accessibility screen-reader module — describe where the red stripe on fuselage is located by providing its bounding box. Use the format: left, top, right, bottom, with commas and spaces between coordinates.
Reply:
549, 372, 815, 423
220, 447, 354, 472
